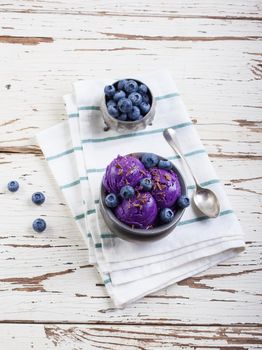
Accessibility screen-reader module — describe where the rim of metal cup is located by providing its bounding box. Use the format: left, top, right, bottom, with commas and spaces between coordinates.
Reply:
101, 79, 156, 130
99, 153, 188, 242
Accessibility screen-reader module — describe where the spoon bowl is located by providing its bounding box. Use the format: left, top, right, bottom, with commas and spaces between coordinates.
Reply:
163, 128, 220, 219
193, 186, 220, 218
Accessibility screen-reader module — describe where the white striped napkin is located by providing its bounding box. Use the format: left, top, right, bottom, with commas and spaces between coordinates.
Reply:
37, 71, 245, 307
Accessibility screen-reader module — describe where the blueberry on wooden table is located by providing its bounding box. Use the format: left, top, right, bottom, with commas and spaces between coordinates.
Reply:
32, 218, 46, 233
32, 192, 45, 205
7, 180, 19, 192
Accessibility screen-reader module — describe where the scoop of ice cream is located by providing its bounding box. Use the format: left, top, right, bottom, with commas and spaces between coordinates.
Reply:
150, 168, 181, 209
115, 192, 157, 229
103, 155, 149, 193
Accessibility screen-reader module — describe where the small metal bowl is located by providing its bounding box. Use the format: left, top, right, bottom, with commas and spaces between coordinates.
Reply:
99, 153, 188, 242
100, 79, 156, 133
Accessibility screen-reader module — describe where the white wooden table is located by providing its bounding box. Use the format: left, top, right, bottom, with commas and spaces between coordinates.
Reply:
0, 1, 261, 348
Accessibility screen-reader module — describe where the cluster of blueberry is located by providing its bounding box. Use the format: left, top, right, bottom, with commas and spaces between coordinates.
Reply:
105, 153, 190, 225
104, 79, 152, 121
7, 180, 46, 233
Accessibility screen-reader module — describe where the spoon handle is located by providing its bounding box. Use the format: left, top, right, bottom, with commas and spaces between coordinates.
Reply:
165, 129, 200, 187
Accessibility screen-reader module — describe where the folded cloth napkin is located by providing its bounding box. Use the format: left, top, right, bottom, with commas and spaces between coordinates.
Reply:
37, 70, 245, 307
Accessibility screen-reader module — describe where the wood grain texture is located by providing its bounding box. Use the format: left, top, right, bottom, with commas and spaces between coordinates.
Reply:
0, 0, 261, 347
0, 324, 262, 350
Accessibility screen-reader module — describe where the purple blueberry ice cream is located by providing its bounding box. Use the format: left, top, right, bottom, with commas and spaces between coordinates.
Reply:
102, 153, 187, 230
103, 155, 149, 193
150, 168, 181, 209
115, 192, 157, 229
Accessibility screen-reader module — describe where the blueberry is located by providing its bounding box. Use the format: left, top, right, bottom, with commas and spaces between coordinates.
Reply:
120, 185, 135, 199
128, 106, 141, 121
118, 97, 133, 113
160, 208, 174, 224
107, 104, 119, 118
128, 92, 143, 106
113, 90, 126, 102
32, 218, 46, 233
141, 93, 150, 103
139, 101, 151, 115
140, 178, 153, 191
107, 99, 116, 108
158, 160, 172, 170
138, 84, 148, 94
117, 79, 127, 90
177, 195, 190, 209
7, 180, 19, 192
32, 192, 45, 205
141, 153, 159, 169
124, 80, 138, 94
105, 193, 118, 208
118, 113, 128, 121
104, 85, 115, 97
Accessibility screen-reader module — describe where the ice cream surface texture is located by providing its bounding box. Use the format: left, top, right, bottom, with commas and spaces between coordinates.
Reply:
150, 168, 181, 209
103, 155, 149, 193
115, 192, 158, 229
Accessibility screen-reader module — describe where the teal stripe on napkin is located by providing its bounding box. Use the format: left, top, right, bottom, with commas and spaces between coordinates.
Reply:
155, 92, 179, 100
68, 113, 79, 118
79, 106, 100, 111
187, 179, 220, 190
46, 146, 83, 161
177, 209, 234, 226
60, 176, 88, 190
81, 122, 192, 144
74, 209, 96, 220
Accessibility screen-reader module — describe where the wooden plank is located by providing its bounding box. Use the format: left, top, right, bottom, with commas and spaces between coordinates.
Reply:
0, 0, 261, 20
0, 324, 261, 349
1, 11, 261, 39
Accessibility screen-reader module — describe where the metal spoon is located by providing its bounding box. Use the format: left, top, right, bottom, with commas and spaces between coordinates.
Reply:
163, 128, 220, 218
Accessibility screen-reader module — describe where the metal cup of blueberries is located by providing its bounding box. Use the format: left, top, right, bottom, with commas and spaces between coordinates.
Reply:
100, 152, 190, 242
101, 79, 156, 132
